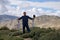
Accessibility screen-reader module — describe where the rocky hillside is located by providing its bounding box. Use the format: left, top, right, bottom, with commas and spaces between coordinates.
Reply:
0, 15, 60, 29
34, 15, 60, 29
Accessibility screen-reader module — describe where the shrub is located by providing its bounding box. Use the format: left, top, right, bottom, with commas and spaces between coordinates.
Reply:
0, 30, 11, 35
32, 27, 56, 40
10, 29, 17, 32
0, 35, 24, 40
0, 39, 4, 40
21, 33, 30, 38
12, 31, 22, 36
0, 26, 9, 30
29, 29, 40, 38
39, 31, 60, 40
21, 27, 41, 38
9, 36, 24, 40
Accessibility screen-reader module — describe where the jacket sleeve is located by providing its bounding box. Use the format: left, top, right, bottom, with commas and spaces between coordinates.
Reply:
28, 16, 33, 20
18, 16, 23, 20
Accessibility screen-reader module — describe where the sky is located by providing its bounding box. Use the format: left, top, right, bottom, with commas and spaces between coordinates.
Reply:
0, 0, 60, 17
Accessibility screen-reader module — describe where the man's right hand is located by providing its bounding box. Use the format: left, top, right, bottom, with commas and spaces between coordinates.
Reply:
33, 15, 36, 19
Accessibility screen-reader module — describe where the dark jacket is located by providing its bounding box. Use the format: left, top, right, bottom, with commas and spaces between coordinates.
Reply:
18, 15, 33, 25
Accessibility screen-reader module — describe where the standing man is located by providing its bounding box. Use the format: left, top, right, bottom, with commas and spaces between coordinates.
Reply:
18, 12, 33, 34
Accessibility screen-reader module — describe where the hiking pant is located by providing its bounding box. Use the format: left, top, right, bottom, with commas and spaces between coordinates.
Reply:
23, 24, 30, 33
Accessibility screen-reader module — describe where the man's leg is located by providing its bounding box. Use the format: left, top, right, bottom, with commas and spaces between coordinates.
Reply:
26, 24, 30, 33
23, 25, 25, 34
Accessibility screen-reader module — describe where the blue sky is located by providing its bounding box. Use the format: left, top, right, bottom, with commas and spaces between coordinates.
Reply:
18, 0, 60, 2
27, 0, 60, 2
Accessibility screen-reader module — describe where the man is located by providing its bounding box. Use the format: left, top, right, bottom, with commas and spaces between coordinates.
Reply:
18, 12, 33, 33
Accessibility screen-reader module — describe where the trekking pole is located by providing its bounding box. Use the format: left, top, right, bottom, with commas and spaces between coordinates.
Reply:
17, 20, 20, 30
15, 19, 20, 30
32, 15, 36, 28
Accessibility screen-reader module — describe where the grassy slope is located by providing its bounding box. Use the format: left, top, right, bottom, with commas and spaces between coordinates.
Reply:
0, 27, 60, 40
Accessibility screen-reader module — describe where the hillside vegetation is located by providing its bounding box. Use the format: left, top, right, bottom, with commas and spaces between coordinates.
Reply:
0, 26, 60, 40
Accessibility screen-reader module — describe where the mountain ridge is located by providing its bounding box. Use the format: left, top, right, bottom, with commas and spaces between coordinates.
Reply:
0, 15, 60, 29
0, 14, 18, 22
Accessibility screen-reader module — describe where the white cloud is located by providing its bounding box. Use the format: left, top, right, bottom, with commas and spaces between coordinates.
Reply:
9, 1, 60, 10
0, 0, 10, 14
0, 0, 10, 5
27, 2, 60, 10
0, 0, 60, 17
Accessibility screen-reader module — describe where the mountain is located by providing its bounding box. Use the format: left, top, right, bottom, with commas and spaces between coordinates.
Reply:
0, 15, 60, 29
0, 15, 18, 22
34, 15, 60, 29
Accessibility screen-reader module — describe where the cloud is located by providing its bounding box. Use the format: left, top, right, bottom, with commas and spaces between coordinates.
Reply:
9, 0, 60, 10
0, 0, 10, 5
27, 2, 60, 10
26, 8, 60, 17
0, 0, 60, 17
0, 0, 10, 14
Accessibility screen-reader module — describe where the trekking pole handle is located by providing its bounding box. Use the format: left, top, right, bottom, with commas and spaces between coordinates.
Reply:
33, 15, 36, 19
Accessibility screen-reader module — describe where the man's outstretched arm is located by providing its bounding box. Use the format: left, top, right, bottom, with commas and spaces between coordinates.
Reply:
28, 15, 36, 20
28, 16, 33, 20
18, 16, 23, 20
